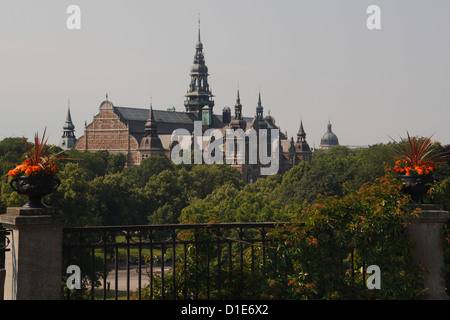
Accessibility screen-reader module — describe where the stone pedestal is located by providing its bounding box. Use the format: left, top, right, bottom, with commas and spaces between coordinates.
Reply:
407, 204, 450, 300
0, 207, 65, 300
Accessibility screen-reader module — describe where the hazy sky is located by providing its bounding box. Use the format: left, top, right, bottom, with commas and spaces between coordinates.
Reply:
1, 1, 449, 148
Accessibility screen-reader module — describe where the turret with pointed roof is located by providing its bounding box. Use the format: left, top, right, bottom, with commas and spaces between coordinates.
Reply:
59, 100, 77, 150
296, 120, 308, 144
253, 92, 267, 129
230, 89, 246, 130
139, 100, 164, 158
294, 119, 311, 153
286, 118, 312, 164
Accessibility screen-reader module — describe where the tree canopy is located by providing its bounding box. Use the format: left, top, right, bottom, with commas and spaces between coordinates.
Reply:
1, 139, 449, 227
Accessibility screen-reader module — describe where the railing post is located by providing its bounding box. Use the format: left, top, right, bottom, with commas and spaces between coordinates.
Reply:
0, 207, 65, 300
407, 204, 450, 300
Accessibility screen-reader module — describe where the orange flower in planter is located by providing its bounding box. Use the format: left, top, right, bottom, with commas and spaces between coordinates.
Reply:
415, 166, 424, 175
404, 167, 412, 175
390, 132, 450, 203
391, 132, 447, 176
0, 129, 72, 208
8, 169, 19, 177
2, 129, 68, 179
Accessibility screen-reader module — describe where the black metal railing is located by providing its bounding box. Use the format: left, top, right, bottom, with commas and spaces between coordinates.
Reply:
62, 222, 288, 300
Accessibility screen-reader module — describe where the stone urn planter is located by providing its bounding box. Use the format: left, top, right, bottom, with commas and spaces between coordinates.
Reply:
398, 174, 434, 203
3, 130, 65, 209
9, 175, 61, 209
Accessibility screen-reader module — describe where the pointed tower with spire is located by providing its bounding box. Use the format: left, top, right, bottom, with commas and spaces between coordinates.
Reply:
184, 16, 215, 121
253, 92, 267, 129
59, 99, 77, 150
296, 120, 307, 144
230, 89, 246, 130
139, 99, 165, 160
294, 119, 312, 161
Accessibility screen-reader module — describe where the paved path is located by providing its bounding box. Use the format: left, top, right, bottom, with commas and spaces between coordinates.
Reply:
100, 265, 170, 292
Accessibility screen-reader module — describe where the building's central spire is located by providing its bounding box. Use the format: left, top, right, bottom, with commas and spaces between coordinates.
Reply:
234, 89, 242, 120
194, 14, 204, 63
184, 16, 214, 117
198, 14, 201, 44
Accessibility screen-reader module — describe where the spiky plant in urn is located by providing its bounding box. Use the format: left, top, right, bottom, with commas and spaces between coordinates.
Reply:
391, 132, 448, 203
2, 129, 65, 208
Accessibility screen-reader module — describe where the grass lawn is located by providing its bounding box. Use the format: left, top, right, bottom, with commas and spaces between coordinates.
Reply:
93, 234, 164, 262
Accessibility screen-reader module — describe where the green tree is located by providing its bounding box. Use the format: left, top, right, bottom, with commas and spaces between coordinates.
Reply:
64, 150, 109, 179
47, 163, 101, 227
179, 174, 290, 224
106, 152, 127, 174
185, 164, 244, 199
0, 137, 30, 177
351, 143, 396, 189
273, 146, 357, 207
122, 156, 173, 188
146, 164, 244, 225
89, 172, 146, 225
0, 179, 25, 210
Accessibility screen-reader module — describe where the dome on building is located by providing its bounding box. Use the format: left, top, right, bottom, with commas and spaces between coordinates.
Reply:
319, 121, 339, 150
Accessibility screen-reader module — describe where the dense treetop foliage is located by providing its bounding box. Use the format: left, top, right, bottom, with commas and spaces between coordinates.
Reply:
1, 137, 450, 227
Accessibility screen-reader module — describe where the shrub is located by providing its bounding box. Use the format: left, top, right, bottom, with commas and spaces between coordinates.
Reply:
266, 173, 426, 299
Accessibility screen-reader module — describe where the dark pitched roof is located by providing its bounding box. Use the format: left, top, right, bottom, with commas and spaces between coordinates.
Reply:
114, 107, 199, 135
114, 106, 256, 134
113, 106, 287, 141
